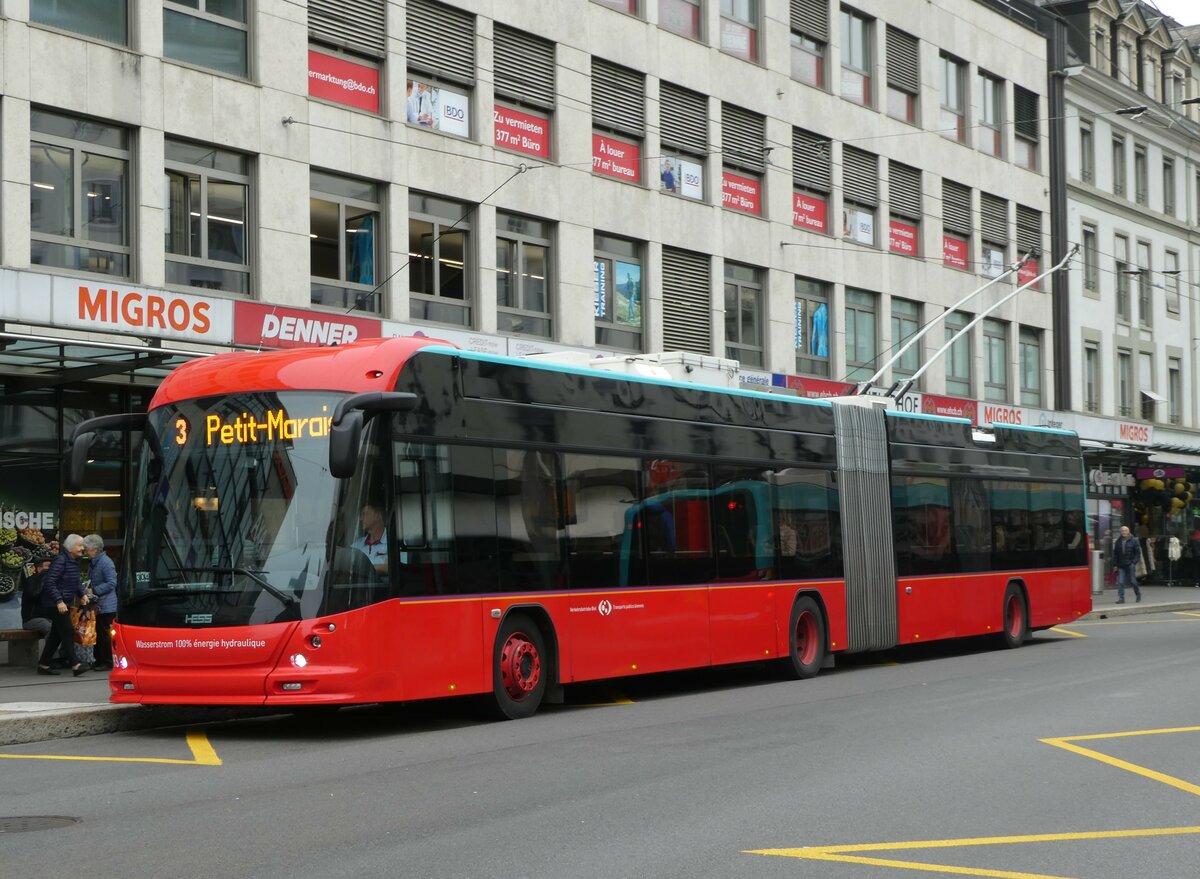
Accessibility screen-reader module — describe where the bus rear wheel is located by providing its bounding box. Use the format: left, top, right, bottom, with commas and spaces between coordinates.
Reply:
784, 595, 826, 679
999, 584, 1028, 649
491, 613, 548, 720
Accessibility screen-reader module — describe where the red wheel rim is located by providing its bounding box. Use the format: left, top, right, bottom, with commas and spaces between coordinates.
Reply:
794, 610, 818, 666
500, 632, 541, 701
1006, 595, 1024, 638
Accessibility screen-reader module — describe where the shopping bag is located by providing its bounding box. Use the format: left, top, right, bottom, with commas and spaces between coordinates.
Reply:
71, 605, 97, 647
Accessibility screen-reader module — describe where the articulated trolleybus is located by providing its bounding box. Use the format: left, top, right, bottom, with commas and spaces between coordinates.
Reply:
70, 337, 1090, 718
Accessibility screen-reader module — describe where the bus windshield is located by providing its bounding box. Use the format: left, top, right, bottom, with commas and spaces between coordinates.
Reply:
120, 391, 341, 627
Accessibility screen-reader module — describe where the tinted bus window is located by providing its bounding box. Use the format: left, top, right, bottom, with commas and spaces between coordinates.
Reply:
893, 476, 952, 575
951, 478, 991, 572
495, 449, 564, 591
1063, 482, 1086, 565
713, 465, 776, 581
449, 444, 499, 594
1031, 483, 1065, 568
775, 467, 840, 580
641, 459, 715, 586
988, 481, 1031, 570
564, 454, 641, 589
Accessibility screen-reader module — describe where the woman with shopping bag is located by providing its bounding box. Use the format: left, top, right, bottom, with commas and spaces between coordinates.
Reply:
35, 534, 89, 677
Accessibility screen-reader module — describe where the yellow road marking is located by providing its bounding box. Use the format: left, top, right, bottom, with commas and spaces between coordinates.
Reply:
747, 825, 1200, 879
1047, 626, 1086, 638
1041, 726, 1200, 797
1174, 611, 1200, 617
0, 729, 221, 766
1068, 618, 1200, 625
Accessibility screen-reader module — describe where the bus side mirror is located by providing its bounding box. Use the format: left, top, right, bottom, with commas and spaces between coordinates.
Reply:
328, 392, 419, 480
67, 431, 96, 494
329, 410, 364, 479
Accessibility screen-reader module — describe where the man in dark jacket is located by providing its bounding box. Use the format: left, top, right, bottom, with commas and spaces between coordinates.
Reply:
1112, 525, 1143, 605
36, 534, 89, 676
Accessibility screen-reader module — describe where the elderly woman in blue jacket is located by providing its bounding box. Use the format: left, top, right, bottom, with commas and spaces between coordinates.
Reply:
37, 533, 89, 676
83, 534, 118, 671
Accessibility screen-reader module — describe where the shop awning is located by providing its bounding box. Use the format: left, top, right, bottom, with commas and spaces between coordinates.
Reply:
0, 331, 208, 396
1146, 443, 1200, 470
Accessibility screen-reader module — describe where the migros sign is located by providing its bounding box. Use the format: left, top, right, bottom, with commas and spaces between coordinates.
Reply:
78, 285, 212, 334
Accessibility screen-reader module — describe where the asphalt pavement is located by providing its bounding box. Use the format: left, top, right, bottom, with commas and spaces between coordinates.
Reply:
2, 583, 1197, 746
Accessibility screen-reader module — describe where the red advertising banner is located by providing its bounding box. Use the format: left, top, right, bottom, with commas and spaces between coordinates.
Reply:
777, 375, 855, 398
1018, 258, 1039, 288
889, 219, 918, 255
942, 234, 968, 269
792, 192, 828, 232
493, 105, 551, 158
234, 302, 382, 349
308, 50, 380, 113
592, 134, 641, 183
722, 171, 761, 214
921, 393, 977, 421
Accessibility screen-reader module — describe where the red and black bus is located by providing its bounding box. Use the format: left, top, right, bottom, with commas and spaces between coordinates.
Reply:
70, 337, 1089, 718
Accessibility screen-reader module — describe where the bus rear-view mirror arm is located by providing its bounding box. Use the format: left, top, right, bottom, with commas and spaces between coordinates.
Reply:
329, 392, 419, 479
67, 412, 149, 494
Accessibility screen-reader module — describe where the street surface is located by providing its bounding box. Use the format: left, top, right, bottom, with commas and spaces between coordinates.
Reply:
3, 612, 1199, 879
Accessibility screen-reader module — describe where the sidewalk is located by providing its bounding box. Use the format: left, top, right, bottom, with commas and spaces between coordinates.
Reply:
3, 585, 1199, 745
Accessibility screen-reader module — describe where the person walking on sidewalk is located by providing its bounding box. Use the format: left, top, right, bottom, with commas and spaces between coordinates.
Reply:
1113, 525, 1143, 604
36, 534, 89, 676
83, 534, 117, 672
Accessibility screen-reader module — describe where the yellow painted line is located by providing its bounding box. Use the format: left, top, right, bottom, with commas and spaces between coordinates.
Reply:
1047, 626, 1087, 638
1174, 611, 1200, 617
0, 729, 222, 766
1069, 618, 1200, 626
1041, 726, 1200, 798
747, 825, 1200, 878
565, 698, 636, 708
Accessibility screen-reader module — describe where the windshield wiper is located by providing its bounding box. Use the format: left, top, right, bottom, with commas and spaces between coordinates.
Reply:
173, 566, 297, 606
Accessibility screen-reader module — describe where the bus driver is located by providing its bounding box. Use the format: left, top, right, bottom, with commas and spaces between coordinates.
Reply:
351, 501, 389, 575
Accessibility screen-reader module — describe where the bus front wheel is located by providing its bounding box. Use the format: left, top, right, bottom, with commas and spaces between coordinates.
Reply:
491, 613, 548, 720
785, 596, 827, 679
999, 584, 1029, 649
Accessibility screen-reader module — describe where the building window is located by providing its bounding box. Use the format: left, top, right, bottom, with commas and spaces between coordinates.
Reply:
1082, 224, 1098, 290
724, 262, 763, 367
795, 277, 831, 377
983, 319, 1008, 403
496, 212, 553, 339
660, 83, 707, 200
493, 25, 555, 159
1139, 352, 1156, 422
406, 0, 475, 138
1015, 205, 1042, 288
840, 8, 871, 106
1114, 234, 1130, 321
1169, 358, 1182, 425
791, 0, 828, 88
845, 289, 877, 381
1117, 349, 1132, 417
1112, 137, 1126, 196
1163, 157, 1176, 215
888, 162, 920, 257
309, 0, 386, 60
885, 26, 918, 122
310, 171, 382, 312
980, 193, 1009, 279
842, 146, 878, 246
944, 310, 971, 397
719, 0, 758, 62
31, 0, 127, 44
891, 298, 921, 380
1013, 86, 1038, 170
595, 233, 644, 351
1084, 343, 1099, 413
164, 139, 250, 295
1165, 249, 1180, 313
30, 109, 131, 279
594, 0, 640, 13
1136, 241, 1151, 328
409, 192, 471, 327
660, 0, 702, 39
662, 247, 711, 355
1093, 29, 1107, 72
942, 179, 971, 270
1079, 119, 1094, 183
163, 0, 249, 78
1018, 327, 1041, 406
939, 54, 966, 143
1133, 144, 1147, 205
976, 72, 1003, 156
793, 128, 832, 234
592, 59, 646, 183
721, 104, 765, 215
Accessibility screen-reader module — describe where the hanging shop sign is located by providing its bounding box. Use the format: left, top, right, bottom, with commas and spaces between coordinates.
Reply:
721, 171, 762, 215
233, 302, 381, 349
793, 193, 828, 232
493, 105, 551, 158
592, 135, 641, 183
308, 50, 380, 114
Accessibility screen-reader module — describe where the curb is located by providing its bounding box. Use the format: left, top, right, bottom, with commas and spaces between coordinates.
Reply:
0, 704, 276, 747
1080, 601, 1200, 621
